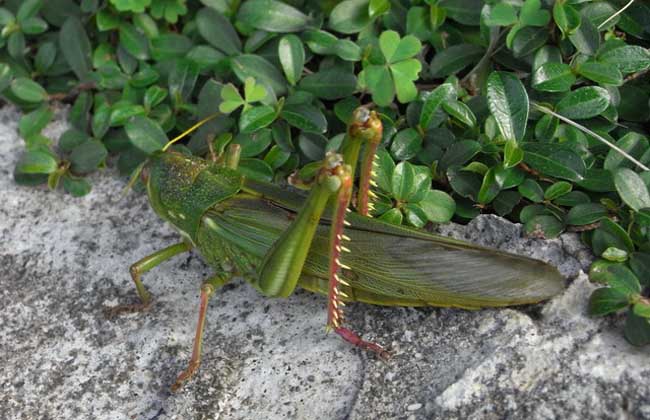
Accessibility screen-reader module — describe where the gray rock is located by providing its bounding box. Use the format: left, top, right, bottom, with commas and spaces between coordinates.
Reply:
0, 106, 648, 420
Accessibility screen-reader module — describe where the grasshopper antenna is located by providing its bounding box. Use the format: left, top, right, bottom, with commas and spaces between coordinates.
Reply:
161, 112, 222, 152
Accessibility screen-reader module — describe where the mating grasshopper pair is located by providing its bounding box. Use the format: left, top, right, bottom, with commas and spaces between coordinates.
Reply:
115, 107, 563, 391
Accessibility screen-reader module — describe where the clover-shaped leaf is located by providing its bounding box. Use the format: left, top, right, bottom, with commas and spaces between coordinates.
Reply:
219, 77, 268, 114
109, 0, 151, 13
364, 30, 422, 106
149, 0, 188, 24
505, 0, 550, 48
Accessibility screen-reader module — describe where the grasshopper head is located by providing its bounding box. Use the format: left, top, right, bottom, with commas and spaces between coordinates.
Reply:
143, 151, 243, 242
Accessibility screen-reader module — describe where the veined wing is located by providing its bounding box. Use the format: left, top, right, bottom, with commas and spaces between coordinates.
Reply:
210, 189, 564, 308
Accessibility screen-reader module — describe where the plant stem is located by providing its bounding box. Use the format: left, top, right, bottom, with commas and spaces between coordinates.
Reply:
532, 103, 650, 172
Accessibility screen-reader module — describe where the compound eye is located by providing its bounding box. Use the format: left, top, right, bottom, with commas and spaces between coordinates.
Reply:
352, 107, 370, 124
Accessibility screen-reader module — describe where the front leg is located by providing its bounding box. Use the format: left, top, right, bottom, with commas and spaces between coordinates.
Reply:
108, 242, 191, 316
257, 152, 389, 359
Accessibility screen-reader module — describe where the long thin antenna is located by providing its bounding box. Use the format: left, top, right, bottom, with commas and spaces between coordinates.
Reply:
162, 112, 221, 152
532, 103, 649, 172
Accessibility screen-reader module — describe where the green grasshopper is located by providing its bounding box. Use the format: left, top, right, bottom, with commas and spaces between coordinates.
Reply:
115, 107, 563, 391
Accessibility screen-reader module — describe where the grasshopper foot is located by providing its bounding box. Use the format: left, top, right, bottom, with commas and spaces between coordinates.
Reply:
171, 360, 200, 392
104, 300, 153, 318
335, 327, 392, 361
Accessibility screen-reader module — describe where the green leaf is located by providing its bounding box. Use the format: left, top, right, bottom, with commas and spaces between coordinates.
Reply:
493, 190, 521, 216
531, 62, 576, 92
238, 158, 273, 182
281, 104, 327, 134
10, 78, 48, 103
243, 77, 267, 103
524, 214, 564, 238
603, 132, 648, 172
59, 16, 92, 81
264, 145, 290, 169
522, 143, 586, 181
59, 128, 89, 153
70, 139, 108, 173
364, 65, 394, 106
429, 44, 484, 78
438, 0, 481, 25
419, 83, 455, 129
447, 167, 481, 200
556, 86, 610, 119
62, 175, 92, 197
510, 26, 548, 58
231, 54, 286, 96
369, 0, 390, 19
503, 139, 524, 169
568, 16, 599, 56
390, 59, 421, 103
519, 0, 550, 27
329, 0, 371, 34
630, 253, 650, 287
144, 86, 168, 110
486, 71, 529, 141
379, 30, 421, 63
592, 218, 634, 255
239, 105, 277, 133
238, 0, 309, 32
442, 100, 476, 128
544, 181, 571, 200
234, 129, 273, 158
577, 62, 623, 86
334, 39, 362, 61
419, 190, 455, 222
391, 161, 417, 201
634, 302, 650, 318
151, 34, 193, 61
599, 45, 650, 74
110, 102, 146, 126
625, 310, 650, 346
553, 1, 581, 36
403, 203, 428, 228
110, 0, 150, 13
518, 178, 544, 202
478, 167, 501, 204
125, 116, 168, 154
484, 3, 517, 27
390, 128, 422, 161
589, 288, 630, 316
196, 8, 241, 55
0, 63, 12, 92
614, 168, 650, 211
19, 105, 53, 140
602, 247, 628, 263
553, 190, 590, 206
16, 150, 58, 174
299, 66, 356, 100
566, 203, 607, 225
439, 140, 481, 172
278, 34, 305, 86
604, 264, 642, 296
373, 147, 395, 193
379, 207, 403, 225
119, 23, 149, 60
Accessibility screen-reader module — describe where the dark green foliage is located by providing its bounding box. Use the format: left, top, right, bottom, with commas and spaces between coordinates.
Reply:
2, 0, 650, 345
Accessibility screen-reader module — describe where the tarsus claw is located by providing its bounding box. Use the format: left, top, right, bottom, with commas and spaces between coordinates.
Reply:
335, 326, 391, 361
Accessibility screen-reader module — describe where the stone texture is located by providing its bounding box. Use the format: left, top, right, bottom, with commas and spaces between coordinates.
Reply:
0, 106, 648, 420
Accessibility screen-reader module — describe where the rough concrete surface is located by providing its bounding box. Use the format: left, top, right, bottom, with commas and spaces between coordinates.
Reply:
0, 105, 648, 420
